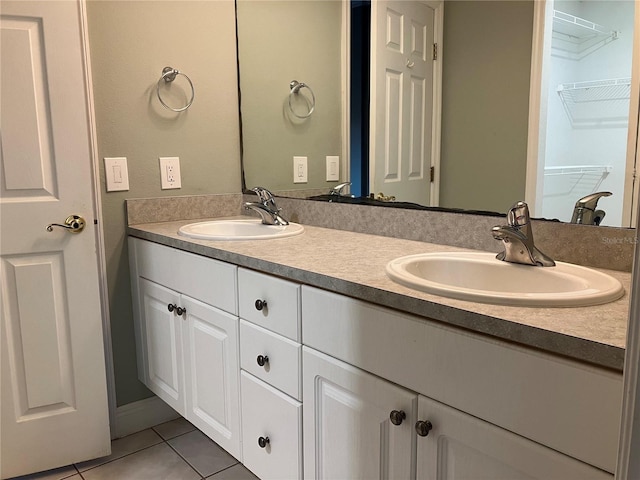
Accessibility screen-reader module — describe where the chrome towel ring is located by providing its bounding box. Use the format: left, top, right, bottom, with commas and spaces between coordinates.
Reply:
156, 66, 195, 112
288, 80, 315, 119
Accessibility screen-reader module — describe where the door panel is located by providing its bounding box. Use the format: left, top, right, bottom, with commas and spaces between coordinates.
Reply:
2, 255, 75, 415
416, 395, 612, 480
371, 0, 434, 204
1, 1, 110, 477
140, 279, 184, 413
1, 15, 56, 200
183, 296, 241, 459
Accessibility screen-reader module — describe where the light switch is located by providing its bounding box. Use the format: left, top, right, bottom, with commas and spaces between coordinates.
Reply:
293, 156, 308, 183
326, 156, 340, 181
104, 157, 129, 192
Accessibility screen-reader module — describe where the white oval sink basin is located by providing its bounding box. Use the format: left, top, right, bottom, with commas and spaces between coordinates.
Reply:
178, 219, 304, 240
386, 251, 624, 307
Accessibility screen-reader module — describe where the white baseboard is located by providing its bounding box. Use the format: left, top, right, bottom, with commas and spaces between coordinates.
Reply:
113, 395, 180, 439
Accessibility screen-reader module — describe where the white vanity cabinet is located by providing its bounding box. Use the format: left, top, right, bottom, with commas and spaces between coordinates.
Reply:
238, 268, 303, 479
302, 285, 620, 479
129, 238, 241, 459
129, 235, 622, 480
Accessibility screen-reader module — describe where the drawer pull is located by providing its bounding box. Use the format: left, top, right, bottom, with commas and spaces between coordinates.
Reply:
389, 410, 406, 426
257, 355, 269, 367
415, 420, 433, 437
167, 303, 177, 313
255, 299, 268, 311
258, 436, 270, 448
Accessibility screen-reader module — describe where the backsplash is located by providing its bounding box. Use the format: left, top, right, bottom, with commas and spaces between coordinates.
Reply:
126, 194, 636, 272
126, 194, 243, 225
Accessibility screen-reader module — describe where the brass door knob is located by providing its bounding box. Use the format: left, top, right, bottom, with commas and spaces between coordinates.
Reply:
46, 215, 86, 233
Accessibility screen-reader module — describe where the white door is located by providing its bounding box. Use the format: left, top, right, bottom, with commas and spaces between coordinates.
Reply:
416, 395, 612, 479
303, 347, 415, 480
183, 296, 241, 459
0, 1, 110, 477
370, 0, 435, 205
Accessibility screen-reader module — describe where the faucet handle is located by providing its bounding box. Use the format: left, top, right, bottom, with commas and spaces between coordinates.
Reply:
507, 201, 530, 227
252, 187, 277, 208
574, 191, 612, 210
329, 182, 351, 196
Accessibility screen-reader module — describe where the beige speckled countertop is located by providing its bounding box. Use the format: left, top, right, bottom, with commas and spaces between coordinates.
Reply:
128, 218, 631, 372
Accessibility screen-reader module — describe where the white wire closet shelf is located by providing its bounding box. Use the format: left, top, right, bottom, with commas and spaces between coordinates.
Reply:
551, 9, 618, 60
557, 78, 631, 127
543, 165, 612, 195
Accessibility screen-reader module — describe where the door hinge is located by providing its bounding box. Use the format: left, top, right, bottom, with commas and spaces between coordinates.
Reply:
430, 166, 435, 182
432, 43, 438, 61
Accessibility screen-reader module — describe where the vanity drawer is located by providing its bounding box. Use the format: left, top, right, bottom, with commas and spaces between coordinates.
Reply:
238, 268, 301, 341
132, 238, 237, 315
240, 371, 302, 480
240, 320, 301, 400
301, 285, 622, 474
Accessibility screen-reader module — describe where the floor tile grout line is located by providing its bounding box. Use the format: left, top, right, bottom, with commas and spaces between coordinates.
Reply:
151, 426, 197, 443
163, 437, 207, 478
203, 462, 243, 479
73, 440, 164, 475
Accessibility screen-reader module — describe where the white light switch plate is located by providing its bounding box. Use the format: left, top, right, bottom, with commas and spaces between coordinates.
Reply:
104, 157, 129, 192
293, 156, 308, 183
159, 157, 181, 189
326, 156, 340, 181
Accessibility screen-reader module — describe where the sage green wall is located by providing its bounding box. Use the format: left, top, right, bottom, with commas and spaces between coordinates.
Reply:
87, 0, 242, 406
237, 0, 342, 192
440, 1, 534, 212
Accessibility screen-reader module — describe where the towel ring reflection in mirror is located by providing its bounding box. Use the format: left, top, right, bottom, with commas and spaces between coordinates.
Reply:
156, 66, 195, 112
288, 80, 315, 119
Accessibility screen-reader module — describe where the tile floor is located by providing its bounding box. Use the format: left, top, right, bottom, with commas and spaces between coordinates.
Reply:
11, 418, 260, 480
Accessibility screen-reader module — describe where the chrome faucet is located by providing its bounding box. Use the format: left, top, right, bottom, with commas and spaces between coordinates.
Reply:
492, 201, 555, 267
571, 192, 612, 226
245, 187, 289, 226
329, 182, 353, 197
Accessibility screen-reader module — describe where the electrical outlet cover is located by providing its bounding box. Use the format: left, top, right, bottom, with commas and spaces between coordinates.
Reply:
159, 157, 181, 189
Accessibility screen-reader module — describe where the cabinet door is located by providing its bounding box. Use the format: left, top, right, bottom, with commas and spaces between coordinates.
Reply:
139, 278, 185, 414
303, 347, 415, 480
182, 296, 241, 460
416, 395, 612, 480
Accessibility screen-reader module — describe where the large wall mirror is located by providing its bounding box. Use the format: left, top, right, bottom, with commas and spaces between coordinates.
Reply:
237, 0, 640, 227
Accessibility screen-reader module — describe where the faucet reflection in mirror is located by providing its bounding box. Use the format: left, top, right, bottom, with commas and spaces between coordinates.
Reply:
571, 192, 612, 226
492, 201, 555, 267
